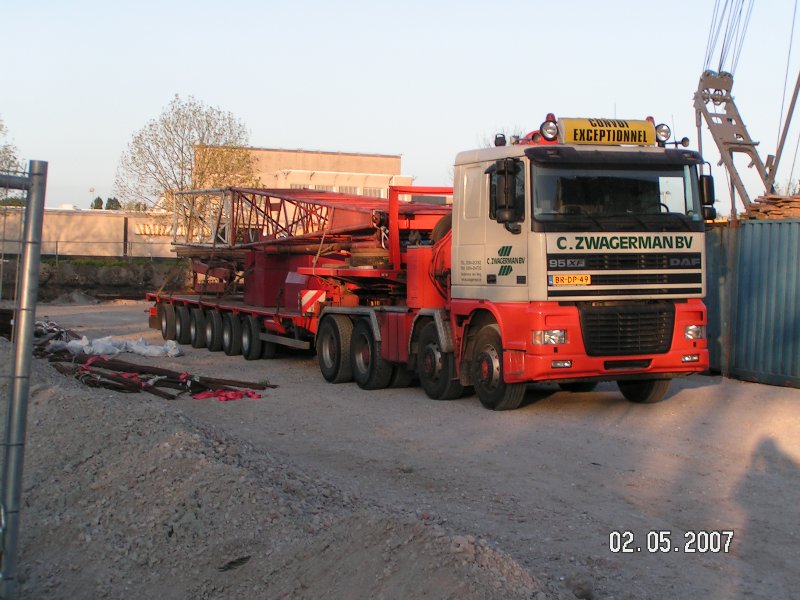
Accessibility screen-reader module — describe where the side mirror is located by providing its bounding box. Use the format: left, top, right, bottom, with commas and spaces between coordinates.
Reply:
494, 158, 518, 222
699, 175, 715, 206
703, 206, 717, 221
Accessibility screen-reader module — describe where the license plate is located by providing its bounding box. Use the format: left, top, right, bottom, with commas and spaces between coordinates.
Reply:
551, 274, 591, 286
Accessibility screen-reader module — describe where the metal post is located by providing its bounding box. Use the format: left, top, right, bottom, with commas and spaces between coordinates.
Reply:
1, 160, 47, 599
123, 216, 129, 258
0, 210, 7, 302
766, 70, 800, 193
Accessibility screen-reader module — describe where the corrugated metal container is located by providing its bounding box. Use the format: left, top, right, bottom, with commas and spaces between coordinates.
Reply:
730, 220, 800, 387
704, 224, 735, 374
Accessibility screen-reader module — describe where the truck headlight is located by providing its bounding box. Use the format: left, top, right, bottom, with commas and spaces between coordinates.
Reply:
684, 325, 706, 340
533, 329, 566, 345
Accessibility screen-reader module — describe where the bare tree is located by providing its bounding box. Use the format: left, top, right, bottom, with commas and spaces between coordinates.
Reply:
114, 95, 259, 210
0, 116, 22, 173
478, 125, 529, 148
1, 117, 25, 205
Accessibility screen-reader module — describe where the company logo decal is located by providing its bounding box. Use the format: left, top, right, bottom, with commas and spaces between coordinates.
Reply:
487, 246, 525, 277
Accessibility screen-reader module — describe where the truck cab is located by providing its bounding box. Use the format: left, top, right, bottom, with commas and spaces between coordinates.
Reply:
446, 116, 712, 409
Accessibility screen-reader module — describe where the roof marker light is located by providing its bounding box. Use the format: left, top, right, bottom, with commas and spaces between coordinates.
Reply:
540, 118, 558, 142
655, 123, 671, 143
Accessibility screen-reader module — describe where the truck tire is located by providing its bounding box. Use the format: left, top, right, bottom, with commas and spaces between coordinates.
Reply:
241, 315, 263, 360
261, 339, 278, 359
205, 309, 224, 352
189, 308, 206, 348
159, 303, 176, 340
350, 319, 393, 390
558, 382, 598, 393
317, 315, 353, 383
417, 322, 463, 400
222, 312, 242, 356
431, 214, 452, 242
471, 324, 526, 411
174, 305, 192, 344
618, 379, 671, 404
389, 365, 415, 388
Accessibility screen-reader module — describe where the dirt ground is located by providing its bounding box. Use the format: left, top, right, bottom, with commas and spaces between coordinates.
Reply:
5, 299, 800, 599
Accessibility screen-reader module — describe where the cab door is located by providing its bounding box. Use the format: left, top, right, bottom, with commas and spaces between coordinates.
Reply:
451, 164, 486, 299
482, 158, 529, 302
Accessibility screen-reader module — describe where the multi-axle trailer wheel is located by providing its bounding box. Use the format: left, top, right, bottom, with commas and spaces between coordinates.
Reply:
157, 302, 276, 361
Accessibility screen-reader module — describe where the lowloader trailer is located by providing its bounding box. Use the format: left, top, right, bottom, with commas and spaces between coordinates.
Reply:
149, 115, 716, 410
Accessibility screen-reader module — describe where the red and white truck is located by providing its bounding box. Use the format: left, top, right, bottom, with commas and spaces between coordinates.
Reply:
148, 114, 715, 409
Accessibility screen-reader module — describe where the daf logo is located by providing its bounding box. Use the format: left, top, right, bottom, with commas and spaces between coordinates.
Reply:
670, 257, 701, 268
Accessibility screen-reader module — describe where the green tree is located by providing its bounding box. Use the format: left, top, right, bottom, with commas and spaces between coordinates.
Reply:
105, 197, 121, 210
113, 95, 258, 210
91, 196, 104, 209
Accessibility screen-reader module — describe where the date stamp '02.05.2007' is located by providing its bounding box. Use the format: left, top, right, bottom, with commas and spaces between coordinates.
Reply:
609, 530, 734, 554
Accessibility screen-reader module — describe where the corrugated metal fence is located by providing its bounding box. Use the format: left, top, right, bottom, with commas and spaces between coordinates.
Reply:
706, 220, 800, 388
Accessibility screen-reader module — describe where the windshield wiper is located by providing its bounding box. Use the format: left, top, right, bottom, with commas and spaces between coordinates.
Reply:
657, 212, 693, 231
604, 213, 652, 230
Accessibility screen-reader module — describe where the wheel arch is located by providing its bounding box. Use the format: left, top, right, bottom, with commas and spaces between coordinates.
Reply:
409, 308, 453, 366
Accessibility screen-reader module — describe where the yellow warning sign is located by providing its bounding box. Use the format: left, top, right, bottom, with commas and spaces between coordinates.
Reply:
559, 118, 655, 146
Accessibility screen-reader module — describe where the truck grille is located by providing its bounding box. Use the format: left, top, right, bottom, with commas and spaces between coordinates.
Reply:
579, 302, 675, 356
590, 273, 701, 286
550, 253, 702, 270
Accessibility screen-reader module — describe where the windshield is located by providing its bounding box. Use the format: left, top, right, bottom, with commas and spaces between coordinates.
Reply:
532, 165, 703, 232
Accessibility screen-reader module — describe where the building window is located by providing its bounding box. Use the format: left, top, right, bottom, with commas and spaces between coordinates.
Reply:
363, 187, 384, 198
290, 184, 308, 190
337, 186, 358, 195
314, 185, 334, 192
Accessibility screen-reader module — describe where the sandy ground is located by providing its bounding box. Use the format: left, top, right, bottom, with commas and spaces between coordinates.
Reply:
6, 299, 800, 599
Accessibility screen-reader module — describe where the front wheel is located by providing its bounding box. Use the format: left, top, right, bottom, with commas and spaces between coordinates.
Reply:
618, 379, 671, 404
417, 322, 463, 400
471, 324, 526, 411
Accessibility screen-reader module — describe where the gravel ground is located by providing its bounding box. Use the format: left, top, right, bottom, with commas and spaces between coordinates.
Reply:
1, 316, 552, 599
4, 299, 800, 599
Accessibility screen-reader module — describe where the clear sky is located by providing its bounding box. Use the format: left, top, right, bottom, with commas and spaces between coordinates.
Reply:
2, 0, 797, 211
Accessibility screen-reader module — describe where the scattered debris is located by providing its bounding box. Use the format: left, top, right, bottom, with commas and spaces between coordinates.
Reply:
33, 318, 275, 400
44, 351, 275, 400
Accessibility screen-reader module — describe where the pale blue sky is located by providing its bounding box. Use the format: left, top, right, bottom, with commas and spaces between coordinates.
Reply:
2, 0, 797, 209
